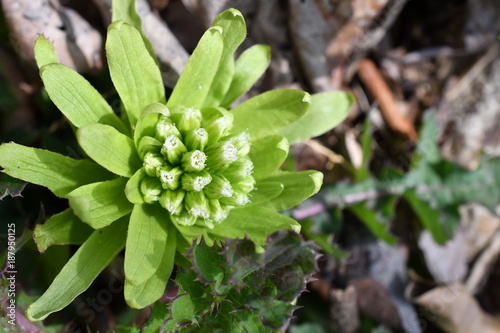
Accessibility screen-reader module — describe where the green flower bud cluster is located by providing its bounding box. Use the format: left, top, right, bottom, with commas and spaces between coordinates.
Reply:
138, 105, 254, 228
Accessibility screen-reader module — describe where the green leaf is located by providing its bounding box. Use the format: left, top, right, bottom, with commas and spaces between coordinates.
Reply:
210, 206, 301, 245
0, 143, 112, 197
77, 123, 141, 177
124, 204, 170, 286
261, 171, 323, 211
248, 181, 283, 206
167, 27, 224, 109
204, 8, 246, 107
40, 64, 128, 134
125, 168, 146, 204
124, 206, 176, 308
403, 190, 448, 244
33, 209, 93, 252
34, 35, 58, 68
354, 118, 373, 182
106, 21, 165, 127
278, 91, 353, 143
248, 135, 289, 179
0, 174, 27, 200
111, 0, 157, 64
221, 44, 271, 108
231, 89, 311, 141
67, 178, 133, 229
26, 216, 128, 321
348, 203, 397, 244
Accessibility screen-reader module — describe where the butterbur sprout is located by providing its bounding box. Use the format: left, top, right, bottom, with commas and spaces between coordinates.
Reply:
0, 1, 352, 322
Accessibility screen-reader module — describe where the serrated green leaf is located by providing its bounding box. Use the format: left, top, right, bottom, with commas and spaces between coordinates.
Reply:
0, 143, 112, 197
77, 123, 141, 177
191, 239, 225, 287
106, 21, 165, 127
111, 0, 157, 64
210, 206, 301, 245
278, 91, 353, 143
34, 209, 93, 252
0, 174, 27, 200
349, 203, 397, 244
261, 171, 323, 211
34, 35, 58, 68
67, 178, 132, 229
124, 209, 176, 308
26, 217, 128, 321
249, 135, 289, 179
167, 27, 223, 109
204, 8, 246, 107
231, 89, 311, 141
221, 44, 271, 108
40, 63, 128, 134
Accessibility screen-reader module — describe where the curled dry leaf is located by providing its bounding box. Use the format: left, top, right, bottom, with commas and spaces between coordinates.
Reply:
409, 284, 500, 333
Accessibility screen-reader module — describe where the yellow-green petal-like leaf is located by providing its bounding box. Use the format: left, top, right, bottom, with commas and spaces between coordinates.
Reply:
125, 214, 176, 308
134, 103, 170, 147
125, 204, 170, 286
231, 89, 311, 141
111, 0, 157, 63
221, 44, 271, 108
248, 135, 289, 180
34, 209, 93, 253
261, 171, 323, 211
125, 168, 146, 204
26, 217, 128, 321
106, 21, 165, 127
67, 178, 133, 229
77, 123, 141, 177
278, 91, 354, 143
34, 35, 58, 69
204, 8, 246, 107
0, 143, 112, 197
40, 64, 128, 134
210, 206, 300, 245
167, 27, 224, 109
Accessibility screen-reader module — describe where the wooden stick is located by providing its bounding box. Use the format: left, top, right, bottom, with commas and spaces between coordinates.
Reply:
357, 59, 418, 141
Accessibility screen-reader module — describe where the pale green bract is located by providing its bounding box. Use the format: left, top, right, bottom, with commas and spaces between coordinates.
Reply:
0, 2, 352, 322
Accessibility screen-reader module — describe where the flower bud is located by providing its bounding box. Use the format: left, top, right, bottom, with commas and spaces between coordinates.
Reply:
143, 152, 165, 177
157, 165, 183, 190
170, 106, 202, 136
181, 170, 212, 192
181, 150, 207, 172
138, 136, 162, 159
140, 177, 163, 203
233, 175, 256, 194
185, 128, 208, 151
171, 211, 197, 226
156, 116, 181, 141
222, 157, 253, 183
185, 191, 210, 219
232, 131, 251, 156
205, 141, 238, 171
159, 189, 185, 215
205, 116, 232, 146
208, 199, 228, 223
220, 190, 250, 207
203, 174, 233, 199
161, 135, 187, 165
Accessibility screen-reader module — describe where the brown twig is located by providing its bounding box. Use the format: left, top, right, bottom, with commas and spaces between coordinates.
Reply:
357, 59, 418, 141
